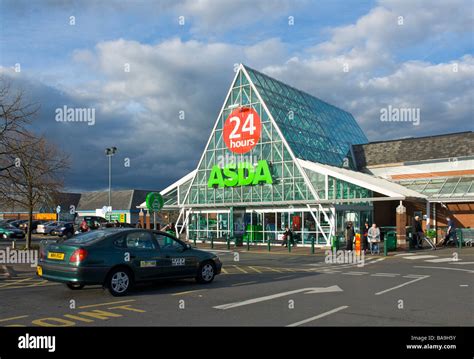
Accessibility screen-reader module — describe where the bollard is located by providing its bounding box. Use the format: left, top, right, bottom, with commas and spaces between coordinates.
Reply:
268, 239, 271, 252
247, 237, 250, 251
227, 237, 230, 250
288, 240, 292, 253
194, 237, 197, 246
211, 237, 214, 249
311, 237, 315, 254
384, 240, 388, 257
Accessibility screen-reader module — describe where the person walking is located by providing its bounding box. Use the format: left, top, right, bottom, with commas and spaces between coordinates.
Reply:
368, 223, 381, 255
444, 216, 458, 247
412, 216, 424, 249
345, 222, 355, 251
282, 226, 294, 247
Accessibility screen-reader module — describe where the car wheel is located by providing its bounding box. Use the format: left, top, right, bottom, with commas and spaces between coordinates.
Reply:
66, 283, 85, 290
196, 261, 216, 284
66, 231, 73, 239
106, 268, 133, 296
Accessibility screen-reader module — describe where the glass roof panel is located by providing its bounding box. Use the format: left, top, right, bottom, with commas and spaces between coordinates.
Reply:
244, 65, 368, 167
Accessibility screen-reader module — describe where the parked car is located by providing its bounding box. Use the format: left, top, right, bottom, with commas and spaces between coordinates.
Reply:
37, 221, 64, 235
37, 228, 222, 296
74, 216, 109, 230
50, 222, 75, 239
9, 219, 28, 228
19, 220, 44, 233
0, 219, 17, 226
0, 224, 26, 240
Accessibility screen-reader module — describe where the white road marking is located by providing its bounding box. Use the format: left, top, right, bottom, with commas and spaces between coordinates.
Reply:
402, 255, 438, 260
403, 274, 428, 278
287, 306, 349, 327
451, 262, 474, 265
371, 273, 400, 277
343, 272, 369, 276
363, 258, 386, 264
459, 285, 469, 287
395, 253, 415, 256
214, 286, 343, 310
375, 275, 430, 295
424, 258, 459, 263
414, 266, 474, 273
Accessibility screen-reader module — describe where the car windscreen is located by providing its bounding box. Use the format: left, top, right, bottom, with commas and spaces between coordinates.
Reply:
65, 230, 110, 244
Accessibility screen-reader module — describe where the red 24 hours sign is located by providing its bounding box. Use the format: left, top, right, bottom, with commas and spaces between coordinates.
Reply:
223, 107, 261, 154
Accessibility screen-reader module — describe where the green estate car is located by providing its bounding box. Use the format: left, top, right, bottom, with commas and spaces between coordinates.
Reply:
0, 224, 26, 240
37, 228, 222, 296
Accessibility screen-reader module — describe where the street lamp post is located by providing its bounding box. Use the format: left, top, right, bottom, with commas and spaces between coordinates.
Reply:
105, 147, 118, 211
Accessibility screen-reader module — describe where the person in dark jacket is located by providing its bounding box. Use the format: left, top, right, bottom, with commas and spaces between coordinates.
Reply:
412, 216, 424, 249
362, 222, 370, 254
444, 216, 458, 246
282, 226, 294, 247
345, 222, 355, 251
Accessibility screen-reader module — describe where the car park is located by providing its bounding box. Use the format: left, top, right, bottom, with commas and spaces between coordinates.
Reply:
9, 219, 28, 228
0, 219, 16, 226
19, 220, 44, 233
37, 221, 64, 235
0, 224, 26, 240
74, 216, 109, 230
37, 228, 222, 296
50, 222, 75, 239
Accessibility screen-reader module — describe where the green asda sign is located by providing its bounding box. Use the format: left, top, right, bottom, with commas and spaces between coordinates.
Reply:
208, 160, 273, 188
146, 192, 164, 212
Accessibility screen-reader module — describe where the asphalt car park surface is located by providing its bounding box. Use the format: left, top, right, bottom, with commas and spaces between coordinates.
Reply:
0, 244, 472, 327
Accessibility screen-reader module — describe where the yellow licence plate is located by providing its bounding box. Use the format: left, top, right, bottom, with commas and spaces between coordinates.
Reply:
47, 252, 65, 260
37, 265, 42, 276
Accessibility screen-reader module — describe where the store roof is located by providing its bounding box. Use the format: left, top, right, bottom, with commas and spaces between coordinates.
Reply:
353, 131, 474, 168
0, 192, 81, 213
298, 159, 427, 200
243, 65, 367, 167
77, 190, 154, 211
395, 176, 474, 202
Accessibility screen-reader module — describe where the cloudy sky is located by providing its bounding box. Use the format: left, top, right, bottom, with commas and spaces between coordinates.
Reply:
0, 0, 473, 192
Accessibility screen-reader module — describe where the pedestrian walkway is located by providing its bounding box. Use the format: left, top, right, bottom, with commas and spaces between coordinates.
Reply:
191, 242, 324, 256
393, 250, 473, 265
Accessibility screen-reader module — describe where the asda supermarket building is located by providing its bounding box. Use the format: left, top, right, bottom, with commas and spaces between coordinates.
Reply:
140, 64, 474, 247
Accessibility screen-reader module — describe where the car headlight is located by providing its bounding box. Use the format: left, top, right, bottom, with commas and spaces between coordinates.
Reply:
60, 227, 66, 230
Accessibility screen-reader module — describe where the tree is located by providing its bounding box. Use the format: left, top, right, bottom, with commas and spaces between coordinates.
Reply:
0, 78, 69, 249
0, 133, 70, 248
0, 77, 37, 156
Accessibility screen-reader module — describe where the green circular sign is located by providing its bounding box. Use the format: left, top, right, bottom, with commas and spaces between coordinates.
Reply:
146, 192, 164, 212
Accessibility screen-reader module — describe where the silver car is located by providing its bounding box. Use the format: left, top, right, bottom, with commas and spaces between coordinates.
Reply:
37, 221, 64, 235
